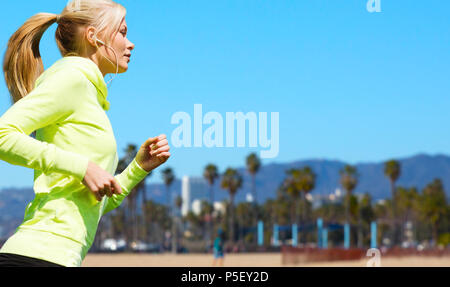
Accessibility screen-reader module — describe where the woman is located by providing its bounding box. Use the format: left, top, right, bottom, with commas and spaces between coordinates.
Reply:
0, 0, 170, 267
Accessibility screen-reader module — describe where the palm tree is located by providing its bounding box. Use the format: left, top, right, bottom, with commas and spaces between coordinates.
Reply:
340, 164, 359, 247
348, 194, 362, 247
281, 167, 315, 244
162, 167, 175, 208
358, 193, 375, 247
281, 169, 301, 225
384, 159, 401, 245
140, 171, 152, 242
161, 167, 175, 252
373, 199, 393, 244
203, 164, 219, 245
175, 195, 183, 214
274, 186, 292, 227
298, 167, 316, 243
221, 167, 243, 244
236, 202, 254, 244
246, 153, 261, 222
115, 144, 148, 250
144, 200, 171, 244
113, 155, 129, 246
396, 186, 419, 244
297, 167, 316, 223
282, 167, 315, 221
173, 195, 183, 253
421, 179, 447, 245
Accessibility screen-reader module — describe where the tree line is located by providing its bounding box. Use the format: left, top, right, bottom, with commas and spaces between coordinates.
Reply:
93, 147, 450, 252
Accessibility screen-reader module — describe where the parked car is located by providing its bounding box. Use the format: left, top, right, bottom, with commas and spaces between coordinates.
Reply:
100, 238, 126, 252
146, 243, 163, 253
130, 241, 148, 252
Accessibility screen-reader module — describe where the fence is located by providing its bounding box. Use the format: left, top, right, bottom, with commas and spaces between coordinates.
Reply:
281, 246, 366, 264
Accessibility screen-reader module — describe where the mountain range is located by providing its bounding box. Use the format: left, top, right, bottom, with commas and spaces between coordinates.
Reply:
143, 153, 450, 204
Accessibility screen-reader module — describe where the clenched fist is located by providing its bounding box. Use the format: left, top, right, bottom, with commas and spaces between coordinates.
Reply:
82, 161, 123, 201
135, 134, 171, 172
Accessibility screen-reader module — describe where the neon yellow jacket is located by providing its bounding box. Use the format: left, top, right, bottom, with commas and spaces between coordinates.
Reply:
0, 56, 150, 266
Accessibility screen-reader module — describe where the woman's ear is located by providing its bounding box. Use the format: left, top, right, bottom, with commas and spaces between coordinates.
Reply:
85, 26, 98, 47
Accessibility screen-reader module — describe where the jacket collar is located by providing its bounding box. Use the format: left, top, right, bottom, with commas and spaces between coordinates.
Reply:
58, 56, 110, 111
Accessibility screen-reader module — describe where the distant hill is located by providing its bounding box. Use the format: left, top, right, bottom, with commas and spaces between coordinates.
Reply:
1, 153, 450, 237
0, 187, 35, 238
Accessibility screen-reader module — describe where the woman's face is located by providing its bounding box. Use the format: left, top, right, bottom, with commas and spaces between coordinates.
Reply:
99, 18, 135, 75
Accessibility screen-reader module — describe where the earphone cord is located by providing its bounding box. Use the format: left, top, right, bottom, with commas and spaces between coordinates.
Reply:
99, 41, 119, 87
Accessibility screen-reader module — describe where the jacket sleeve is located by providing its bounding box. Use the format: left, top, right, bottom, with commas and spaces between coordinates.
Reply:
0, 68, 90, 181
102, 158, 150, 215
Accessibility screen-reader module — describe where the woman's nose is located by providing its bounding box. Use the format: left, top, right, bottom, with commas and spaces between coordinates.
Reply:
128, 40, 135, 51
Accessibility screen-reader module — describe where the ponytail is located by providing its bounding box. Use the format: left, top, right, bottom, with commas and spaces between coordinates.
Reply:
3, 0, 126, 104
3, 13, 58, 103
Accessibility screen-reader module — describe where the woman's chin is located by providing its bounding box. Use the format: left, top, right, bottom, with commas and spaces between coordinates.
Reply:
117, 64, 129, 74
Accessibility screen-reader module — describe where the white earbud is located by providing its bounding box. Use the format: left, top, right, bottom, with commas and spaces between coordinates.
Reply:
96, 38, 105, 45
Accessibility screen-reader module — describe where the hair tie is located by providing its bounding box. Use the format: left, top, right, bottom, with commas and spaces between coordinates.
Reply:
56, 14, 61, 24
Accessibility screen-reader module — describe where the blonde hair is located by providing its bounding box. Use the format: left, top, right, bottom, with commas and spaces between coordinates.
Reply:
3, 0, 126, 103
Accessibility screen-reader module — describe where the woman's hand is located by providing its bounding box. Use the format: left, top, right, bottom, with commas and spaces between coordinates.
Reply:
82, 161, 123, 201
136, 134, 171, 172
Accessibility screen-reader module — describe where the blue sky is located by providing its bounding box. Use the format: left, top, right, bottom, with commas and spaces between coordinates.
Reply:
0, 0, 449, 188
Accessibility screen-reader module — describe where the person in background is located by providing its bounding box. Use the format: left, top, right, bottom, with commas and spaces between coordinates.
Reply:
212, 229, 225, 266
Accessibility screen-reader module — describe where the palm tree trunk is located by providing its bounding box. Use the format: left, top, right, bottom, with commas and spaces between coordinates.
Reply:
345, 191, 350, 224
432, 223, 439, 247
290, 198, 296, 226
172, 216, 178, 253
167, 185, 171, 212
142, 184, 147, 243
133, 197, 138, 244
357, 216, 363, 248
168, 185, 173, 252
252, 174, 257, 217
402, 211, 409, 245
252, 174, 259, 247
126, 199, 132, 251
301, 193, 307, 244
390, 180, 397, 246
209, 184, 214, 246
230, 194, 235, 244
